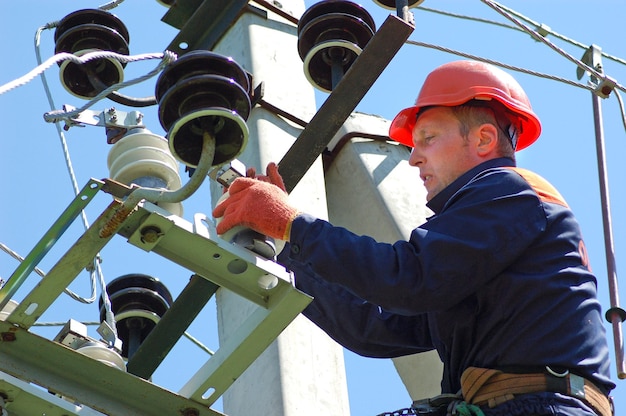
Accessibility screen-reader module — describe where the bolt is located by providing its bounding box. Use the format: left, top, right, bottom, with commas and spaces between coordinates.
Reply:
601, 86, 613, 97
182, 408, 199, 416
0, 332, 16, 342
107, 107, 118, 122
140, 226, 162, 244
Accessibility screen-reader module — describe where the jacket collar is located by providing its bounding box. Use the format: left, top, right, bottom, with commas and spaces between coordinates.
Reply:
426, 157, 516, 215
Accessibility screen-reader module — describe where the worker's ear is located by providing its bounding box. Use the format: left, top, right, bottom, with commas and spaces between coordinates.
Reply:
475, 123, 499, 156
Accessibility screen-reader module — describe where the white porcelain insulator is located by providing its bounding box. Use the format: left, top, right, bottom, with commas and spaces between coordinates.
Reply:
76, 342, 127, 371
108, 128, 184, 216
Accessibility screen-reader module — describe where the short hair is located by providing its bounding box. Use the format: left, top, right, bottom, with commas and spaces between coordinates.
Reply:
450, 100, 517, 160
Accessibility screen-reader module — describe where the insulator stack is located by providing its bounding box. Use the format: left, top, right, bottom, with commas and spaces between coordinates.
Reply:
100, 274, 173, 359
155, 50, 251, 169
54, 9, 130, 99
107, 128, 184, 216
297, 0, 376, 92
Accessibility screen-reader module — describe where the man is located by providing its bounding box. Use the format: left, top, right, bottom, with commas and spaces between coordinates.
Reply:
213, 60, 615, 415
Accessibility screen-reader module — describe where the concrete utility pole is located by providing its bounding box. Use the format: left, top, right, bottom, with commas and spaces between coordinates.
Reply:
324, 113, 443, 402
209, 1, 350, 415
206, 0, 440, 413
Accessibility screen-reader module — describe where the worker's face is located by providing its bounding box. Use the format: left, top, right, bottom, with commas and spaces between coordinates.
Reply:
408, 107, 481, 201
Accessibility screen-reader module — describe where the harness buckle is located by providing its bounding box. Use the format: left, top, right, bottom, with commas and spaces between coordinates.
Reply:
568, 373, 586, 400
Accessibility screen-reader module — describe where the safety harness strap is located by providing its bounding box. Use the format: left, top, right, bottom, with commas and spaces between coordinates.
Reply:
460, 366, 613, 416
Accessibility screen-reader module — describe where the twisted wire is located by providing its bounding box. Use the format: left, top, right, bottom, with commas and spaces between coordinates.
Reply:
0, 242, 96, 303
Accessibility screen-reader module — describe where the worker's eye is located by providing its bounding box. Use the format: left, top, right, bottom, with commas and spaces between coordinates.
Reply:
413, 132, 435, 146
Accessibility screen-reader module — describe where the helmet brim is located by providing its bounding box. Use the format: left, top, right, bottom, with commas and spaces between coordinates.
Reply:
389, 102, 541, 151
389, 106, 419, 147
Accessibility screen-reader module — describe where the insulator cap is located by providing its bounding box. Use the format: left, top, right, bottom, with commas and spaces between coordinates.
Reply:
297, 0, 375, 92
54, 9, 130, 99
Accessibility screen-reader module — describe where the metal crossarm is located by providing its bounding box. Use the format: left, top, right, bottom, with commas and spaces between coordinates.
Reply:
0, 320, 226, 416
119, 201, 313, 405
0, 179, 311, 414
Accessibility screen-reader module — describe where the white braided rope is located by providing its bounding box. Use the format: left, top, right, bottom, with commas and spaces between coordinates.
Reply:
0, 50, 176, 97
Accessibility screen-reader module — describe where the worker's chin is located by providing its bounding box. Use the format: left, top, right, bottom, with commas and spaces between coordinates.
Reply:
425, 187, 441, 202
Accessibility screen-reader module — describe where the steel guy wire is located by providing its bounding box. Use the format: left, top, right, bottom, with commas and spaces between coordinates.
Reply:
419, 3, 626, 68
406, 3, 626, 135
480, 0, 621, 92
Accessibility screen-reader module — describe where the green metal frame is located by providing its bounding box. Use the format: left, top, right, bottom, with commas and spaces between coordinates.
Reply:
0, 370, 105, 416
0, 320, 225, 416
0, 179, 311, 415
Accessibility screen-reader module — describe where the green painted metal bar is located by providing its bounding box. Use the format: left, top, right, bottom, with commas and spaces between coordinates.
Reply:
0, 179, 103, 310
127, 274, 219, 379
0, 320, 225, 416
121, 206, 298, 307
0, 371, 105, 415
160, 0, 203, 28
178, 281, 312, 406
116, 202, 311, 403
5, 199, 128, 329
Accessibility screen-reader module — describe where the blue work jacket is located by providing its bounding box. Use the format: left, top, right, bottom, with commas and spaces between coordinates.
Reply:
277, 157, 615, 396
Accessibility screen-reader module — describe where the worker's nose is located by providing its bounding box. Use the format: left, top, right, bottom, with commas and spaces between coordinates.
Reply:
408, 148, 423, 167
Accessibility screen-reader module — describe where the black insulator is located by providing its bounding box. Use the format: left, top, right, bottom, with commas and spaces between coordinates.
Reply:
372, 0, 424, 10
155, 50, 250, 102
54, 9, 130, 99
158, 75, 251, 130
155, 50, 251, 168
297, 0, 375, 92
99, 274, 173, 359
298, 0, 376, 37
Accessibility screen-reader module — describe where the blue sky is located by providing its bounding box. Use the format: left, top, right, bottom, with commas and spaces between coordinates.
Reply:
1, 1, 625, 415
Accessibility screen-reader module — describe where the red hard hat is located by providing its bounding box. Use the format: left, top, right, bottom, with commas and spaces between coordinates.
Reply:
389, 60, 541, 151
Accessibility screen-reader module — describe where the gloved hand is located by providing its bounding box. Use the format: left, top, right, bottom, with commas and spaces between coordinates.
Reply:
245, 162, 287, 191
212, 163, 298, 241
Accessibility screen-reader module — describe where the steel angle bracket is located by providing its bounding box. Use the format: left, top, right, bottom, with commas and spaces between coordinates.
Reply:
178, 281, 309, 406
120, 201, 308, 307
0, 321, 225, 416
279, 14, 414, 192
119, 201, 312, 404
0, 370, 106, 416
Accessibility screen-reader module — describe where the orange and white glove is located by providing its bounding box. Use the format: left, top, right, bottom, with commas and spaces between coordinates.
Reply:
212, 163, 298, 241
245, 162, 287, 191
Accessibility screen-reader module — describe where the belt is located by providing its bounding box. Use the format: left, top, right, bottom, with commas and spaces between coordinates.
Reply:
461, 366, 613, 416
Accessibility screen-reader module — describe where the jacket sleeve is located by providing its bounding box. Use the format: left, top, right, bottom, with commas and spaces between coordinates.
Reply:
279, 168, 547, 316
279, 253, 435, 357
